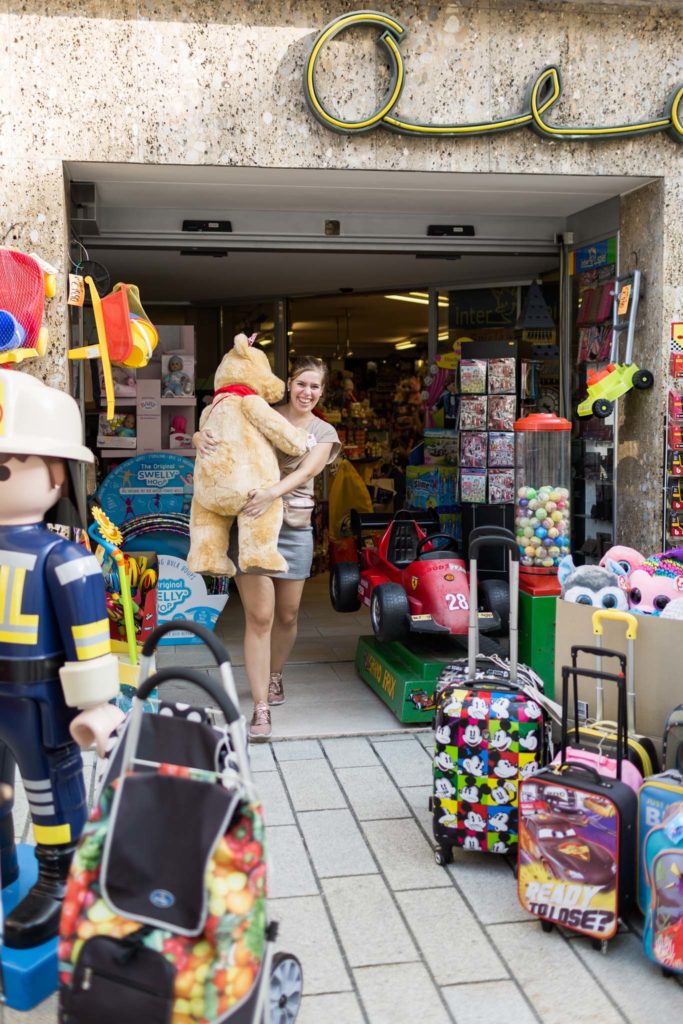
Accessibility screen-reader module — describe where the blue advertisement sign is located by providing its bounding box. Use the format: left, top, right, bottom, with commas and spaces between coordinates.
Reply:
572, 238, 617, 274
95, 453, 195, 557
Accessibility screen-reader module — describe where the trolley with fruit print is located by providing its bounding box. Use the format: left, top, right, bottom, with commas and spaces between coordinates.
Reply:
57, 620, 302, 1024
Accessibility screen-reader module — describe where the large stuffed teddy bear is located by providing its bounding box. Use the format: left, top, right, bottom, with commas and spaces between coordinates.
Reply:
188, 334, 309, 576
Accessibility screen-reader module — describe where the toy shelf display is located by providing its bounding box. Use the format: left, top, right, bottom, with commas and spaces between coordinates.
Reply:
91, 325, 197, 462
665, 324, 683, 542
568, 239, 618, 561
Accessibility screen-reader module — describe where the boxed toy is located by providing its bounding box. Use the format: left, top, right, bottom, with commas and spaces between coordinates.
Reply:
459, 396, 488, 431
406, 465, 459, 510
460, 431, 488, 468
669, 390, 683, 423
161, 351, 195, 397
459, 359, 487, 394
424, 430, 459, 466
488, 431, 515, 467
488, 468, 515, 503
668, 421, 683, 451
460, 468, 487, 504
439, 511, 462, 545
488, 394, 516, 431
99, 364, 136, 398
97, 412, 137, 448
487, 357, 516, 394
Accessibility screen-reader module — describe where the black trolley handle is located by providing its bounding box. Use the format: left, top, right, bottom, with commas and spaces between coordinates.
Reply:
467, 529, 519, 683
122, 665, 251, 789
560, 664, 627, 780
138, 621, 240, 725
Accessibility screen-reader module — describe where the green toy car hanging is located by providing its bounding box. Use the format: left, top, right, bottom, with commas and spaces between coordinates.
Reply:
577, 269, 654, 418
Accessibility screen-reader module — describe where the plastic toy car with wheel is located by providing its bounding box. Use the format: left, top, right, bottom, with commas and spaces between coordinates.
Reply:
577, 361, 654, 419
330, 509, 508, 645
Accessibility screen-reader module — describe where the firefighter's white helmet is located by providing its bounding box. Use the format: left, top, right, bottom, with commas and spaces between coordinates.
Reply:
0, 369, 93, 462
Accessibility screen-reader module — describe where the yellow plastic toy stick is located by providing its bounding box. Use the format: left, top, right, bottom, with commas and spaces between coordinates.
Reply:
67, 276, 116, 419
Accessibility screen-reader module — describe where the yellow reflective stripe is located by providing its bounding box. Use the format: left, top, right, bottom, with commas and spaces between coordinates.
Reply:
75, 638, 111, 660
72, 619, 109, 639
33, 822, 71, 845
72, 619, 111, 660
0, 565, 6, 621
0, 565, 38, 643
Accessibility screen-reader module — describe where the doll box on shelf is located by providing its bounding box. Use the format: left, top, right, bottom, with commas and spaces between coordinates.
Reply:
554, 600, 682, 752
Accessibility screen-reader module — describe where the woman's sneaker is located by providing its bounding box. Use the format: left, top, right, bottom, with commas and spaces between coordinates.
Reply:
249, 702, 272, 742
268, 671, 285, 706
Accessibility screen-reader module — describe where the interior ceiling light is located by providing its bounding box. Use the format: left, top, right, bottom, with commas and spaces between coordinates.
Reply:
395, 340, 417, 350
259, 337, 273, 347
385, 294, 429, 305
287, 330, 294, 336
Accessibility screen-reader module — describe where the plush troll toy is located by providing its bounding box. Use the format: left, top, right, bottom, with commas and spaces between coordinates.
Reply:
188, 334, 309, 577
628, 548, 683, 615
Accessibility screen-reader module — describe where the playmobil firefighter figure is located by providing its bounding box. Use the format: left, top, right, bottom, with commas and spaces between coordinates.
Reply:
0, 371, 121, 948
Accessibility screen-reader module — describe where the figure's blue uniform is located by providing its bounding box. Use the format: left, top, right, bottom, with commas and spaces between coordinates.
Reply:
0, 523, 111, 851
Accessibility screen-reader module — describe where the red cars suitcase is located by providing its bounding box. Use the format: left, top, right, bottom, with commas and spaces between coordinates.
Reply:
518, 663, 637, 949
432, 528, 548, 862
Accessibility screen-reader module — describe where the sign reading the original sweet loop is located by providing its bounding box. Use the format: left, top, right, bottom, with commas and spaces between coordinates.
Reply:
304, 11, 683, 143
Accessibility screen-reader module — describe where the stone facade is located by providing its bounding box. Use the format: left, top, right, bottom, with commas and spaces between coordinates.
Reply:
2, 1, 681, 548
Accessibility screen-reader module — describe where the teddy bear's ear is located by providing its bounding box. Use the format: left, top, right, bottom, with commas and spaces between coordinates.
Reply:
233, 333, 250, 357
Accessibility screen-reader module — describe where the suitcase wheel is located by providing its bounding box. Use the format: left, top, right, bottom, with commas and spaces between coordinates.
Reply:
591, 938, 609, 956
662, 968, 674, 979
434, 846, 452, 867
540, 919, 554, 934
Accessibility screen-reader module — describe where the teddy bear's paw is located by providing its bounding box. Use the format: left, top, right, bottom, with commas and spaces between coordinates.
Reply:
188, 553, 236, 578
239, 552, 288, 574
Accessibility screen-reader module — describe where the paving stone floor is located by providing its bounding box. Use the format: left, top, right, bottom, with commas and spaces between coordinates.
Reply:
6, 576, 683, 1022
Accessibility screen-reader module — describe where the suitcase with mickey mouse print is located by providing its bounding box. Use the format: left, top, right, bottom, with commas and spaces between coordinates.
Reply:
431, 528, 548, 864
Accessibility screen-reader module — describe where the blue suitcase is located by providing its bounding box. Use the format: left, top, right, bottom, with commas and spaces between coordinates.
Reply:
641, 782, 683, 975
638, 769, 683, 913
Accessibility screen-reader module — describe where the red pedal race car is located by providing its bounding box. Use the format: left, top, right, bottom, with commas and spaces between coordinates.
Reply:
330, 509, 508, 644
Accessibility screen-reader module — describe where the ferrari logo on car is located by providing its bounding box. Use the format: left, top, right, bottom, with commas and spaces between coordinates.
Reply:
411, 576, 419, 590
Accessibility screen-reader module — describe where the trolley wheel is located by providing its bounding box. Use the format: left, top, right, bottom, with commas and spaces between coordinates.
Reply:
592, 398, 613, 419
434, 846, 452, 867
663, 967, 674, 979
270, 952, 303, 1024
632, 368, 654, 390
591, 938, 609, 955
540, 919, 554, 934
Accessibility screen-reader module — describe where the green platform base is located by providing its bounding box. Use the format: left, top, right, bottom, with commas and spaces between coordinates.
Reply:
519, 590, 558, 699
355, 635, 460, 723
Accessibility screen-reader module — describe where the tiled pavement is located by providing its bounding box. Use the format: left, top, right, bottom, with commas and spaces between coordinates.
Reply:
7, 576, 683, 1022
10, 735, 683, 1024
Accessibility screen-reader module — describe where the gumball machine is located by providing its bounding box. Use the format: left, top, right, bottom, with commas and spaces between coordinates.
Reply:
514, 412, 572, 573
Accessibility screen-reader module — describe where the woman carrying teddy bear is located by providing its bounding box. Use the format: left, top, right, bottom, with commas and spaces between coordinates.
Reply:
194, 356, 340, 740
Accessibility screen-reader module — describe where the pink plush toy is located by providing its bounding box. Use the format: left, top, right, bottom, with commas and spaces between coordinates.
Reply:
628, 548, 683, 615
599, 545, 644, 580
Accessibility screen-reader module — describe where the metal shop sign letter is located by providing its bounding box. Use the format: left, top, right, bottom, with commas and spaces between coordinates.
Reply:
305, 10, 683, 143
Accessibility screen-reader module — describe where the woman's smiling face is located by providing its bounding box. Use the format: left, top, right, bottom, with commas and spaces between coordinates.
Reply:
289, 369, 323, 412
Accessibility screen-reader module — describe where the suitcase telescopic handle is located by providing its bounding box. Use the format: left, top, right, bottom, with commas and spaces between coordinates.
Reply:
592, 609, 638, 640
141, 621, 231, 665
557, 761, 609, 787
570, 645, 626, 675
468, 530, 520, 562
468, 529, 519, 682
137, 667, 240, 724
591, 609, 638, 725
560, 665, 627, 779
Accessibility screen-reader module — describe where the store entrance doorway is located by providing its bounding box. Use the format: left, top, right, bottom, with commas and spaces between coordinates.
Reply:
63, 162, 655, 735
